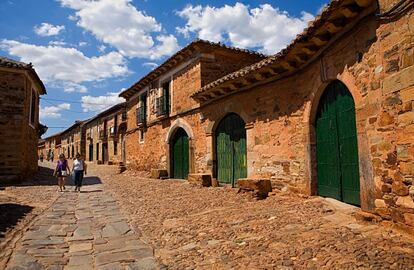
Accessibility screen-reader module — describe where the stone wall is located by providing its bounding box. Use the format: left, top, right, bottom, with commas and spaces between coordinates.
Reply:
124, 8, 414, 229
0, 69, 40, 182
125, 48, 265, 171
197, 11, 414, 229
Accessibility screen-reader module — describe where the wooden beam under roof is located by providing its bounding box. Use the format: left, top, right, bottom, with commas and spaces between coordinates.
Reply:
355, 0, 373, 7
339, 5, 360, 18
310, 33, 331, 46
325, 18, 346, 34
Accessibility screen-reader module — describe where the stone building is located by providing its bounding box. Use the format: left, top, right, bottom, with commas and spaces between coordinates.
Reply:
83, 102, 127, 165
60, 121, 86, 160
121, 0, 414, 230
41, 132, 62, 161
37, 139, 45, 159
119, 39, 266, 177
0, 57, 46, 182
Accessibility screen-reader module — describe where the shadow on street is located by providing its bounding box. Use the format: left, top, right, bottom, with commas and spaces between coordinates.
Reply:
0, 203, 33, 238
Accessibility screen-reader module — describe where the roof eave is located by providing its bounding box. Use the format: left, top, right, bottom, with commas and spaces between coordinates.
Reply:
192, 0, 377, 104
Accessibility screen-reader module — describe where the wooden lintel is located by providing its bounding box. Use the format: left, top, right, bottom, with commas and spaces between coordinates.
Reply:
355, 0, 373, 8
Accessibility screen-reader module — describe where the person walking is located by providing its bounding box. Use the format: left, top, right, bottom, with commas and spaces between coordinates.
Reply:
54, 154, 70, 192
72, 153, 87, 192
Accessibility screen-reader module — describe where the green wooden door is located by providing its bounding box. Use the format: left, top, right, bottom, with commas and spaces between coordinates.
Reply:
172, 128, 189, 179
216, 114, 247, 187
316, 81, 360, 205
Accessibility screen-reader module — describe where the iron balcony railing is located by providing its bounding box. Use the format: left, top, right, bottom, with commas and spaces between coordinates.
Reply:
136, 106, 146, 126
121, 111, 127, 122
156, 95, 169, 117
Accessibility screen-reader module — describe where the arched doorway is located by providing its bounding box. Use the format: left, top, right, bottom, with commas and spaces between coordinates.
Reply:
316, 80, 360, 205
171, 128, 189, 179
215, 113, 247, 187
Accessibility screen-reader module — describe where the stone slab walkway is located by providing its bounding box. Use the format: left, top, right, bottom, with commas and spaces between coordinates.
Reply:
5, 181, 157, 270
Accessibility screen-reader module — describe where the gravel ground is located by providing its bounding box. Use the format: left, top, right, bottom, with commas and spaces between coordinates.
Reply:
99, 169, 414, 270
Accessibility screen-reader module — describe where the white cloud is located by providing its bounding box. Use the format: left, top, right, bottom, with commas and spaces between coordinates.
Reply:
40, 103, 71, 119
98, 44, 106, 53
81, 92, 125, 112
48, 40, 67, 46
58, 0, 180, 59
0, 39, 130, 91
78, 41, 87, 47
61, 82, 88, 93
34, 23, 65, 37
177, 3, 314, 54
142, 62, 158, 69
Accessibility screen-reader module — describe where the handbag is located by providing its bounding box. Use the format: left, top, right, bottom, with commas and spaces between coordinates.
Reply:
62, 171, 68, 176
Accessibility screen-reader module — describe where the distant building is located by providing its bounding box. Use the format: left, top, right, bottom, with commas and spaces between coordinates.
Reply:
0, 57, 46, 182
41, 132, 62, 161
83, 102, 127, 165
60, 121, 86, 160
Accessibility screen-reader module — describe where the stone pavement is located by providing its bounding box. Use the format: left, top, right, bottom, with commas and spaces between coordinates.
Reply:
5, 179, 157, 270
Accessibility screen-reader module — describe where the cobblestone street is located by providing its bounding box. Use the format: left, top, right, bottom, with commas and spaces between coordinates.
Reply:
1, 164, 414, 269
1, 164, 157, 270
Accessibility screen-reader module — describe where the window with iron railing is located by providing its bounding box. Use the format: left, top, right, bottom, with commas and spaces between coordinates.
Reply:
156, 81, 170, 117
136, 93, 147, 125
136, 106, 146, 125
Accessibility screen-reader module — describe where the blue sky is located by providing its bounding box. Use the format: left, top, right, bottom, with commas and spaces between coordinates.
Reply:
0, 0, 328, 137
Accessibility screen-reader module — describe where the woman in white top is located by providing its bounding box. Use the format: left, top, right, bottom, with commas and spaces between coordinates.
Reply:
72, 153, 87, 192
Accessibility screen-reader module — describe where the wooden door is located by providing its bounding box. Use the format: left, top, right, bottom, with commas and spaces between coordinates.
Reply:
172, 128, 189, 179
96, 143, 99, 162
316, 81, 360, 205
216, 114, 247, 187
102, 143, 107, 163
89, 144, 93, 161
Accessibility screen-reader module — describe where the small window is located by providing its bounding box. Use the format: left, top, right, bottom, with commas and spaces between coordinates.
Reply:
30, 90, 36, 125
